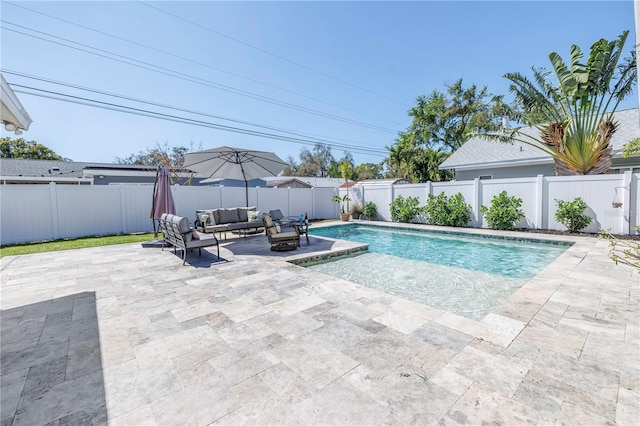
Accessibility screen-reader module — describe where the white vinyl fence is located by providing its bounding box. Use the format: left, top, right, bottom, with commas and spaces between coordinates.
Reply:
3, 172, 638, 245
0, 185, 339, 245
343, 172, 639, 236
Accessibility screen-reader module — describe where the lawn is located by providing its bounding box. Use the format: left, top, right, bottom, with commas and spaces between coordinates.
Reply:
0, 233, 157, 258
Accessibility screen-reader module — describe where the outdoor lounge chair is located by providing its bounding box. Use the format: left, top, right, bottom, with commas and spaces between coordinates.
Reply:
269, 209, 293, 228
262, 213, 300, 251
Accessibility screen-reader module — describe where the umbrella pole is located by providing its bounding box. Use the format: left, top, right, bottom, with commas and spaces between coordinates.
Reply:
151, 166, 160, 238
244, 180, 249, 207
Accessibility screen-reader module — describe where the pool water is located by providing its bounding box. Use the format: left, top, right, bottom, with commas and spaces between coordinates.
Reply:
306, 225, 570, 320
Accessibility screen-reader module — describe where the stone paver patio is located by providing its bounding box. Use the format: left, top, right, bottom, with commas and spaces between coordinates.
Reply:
1, 223, 638, 425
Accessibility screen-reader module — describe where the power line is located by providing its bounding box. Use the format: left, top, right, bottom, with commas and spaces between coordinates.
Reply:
4, 1, 402, 126
2, 22, 399, 134
136, 1, 411, 107
3, 69, 388, 153
11, 84, 389, 158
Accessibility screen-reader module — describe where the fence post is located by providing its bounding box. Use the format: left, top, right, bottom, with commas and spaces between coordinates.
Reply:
535, 174, 544, 229
473, 178, 481, 227
49, 182, 60, 240
120, 185, 127, 234
622, 171, 632, 235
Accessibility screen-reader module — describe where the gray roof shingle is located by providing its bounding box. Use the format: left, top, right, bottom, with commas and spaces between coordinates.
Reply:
0, 159, 157, 178
440, 108, 639, 170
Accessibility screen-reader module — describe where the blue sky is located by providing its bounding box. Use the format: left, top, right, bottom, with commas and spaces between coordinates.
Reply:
1, 1, 637, 166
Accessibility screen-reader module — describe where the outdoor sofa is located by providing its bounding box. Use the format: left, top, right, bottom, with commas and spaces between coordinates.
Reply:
159, 213, 220, 265
194, 206, 263, 239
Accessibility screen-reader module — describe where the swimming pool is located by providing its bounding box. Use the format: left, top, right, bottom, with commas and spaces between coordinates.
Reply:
305, 224, 570, 320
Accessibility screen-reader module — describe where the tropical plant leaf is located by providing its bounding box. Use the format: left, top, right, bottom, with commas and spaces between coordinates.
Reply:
495, 31, 635, 175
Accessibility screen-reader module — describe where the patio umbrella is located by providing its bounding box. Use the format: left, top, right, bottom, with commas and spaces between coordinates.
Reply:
182, 146, 288, 206
149, 165, 176, 237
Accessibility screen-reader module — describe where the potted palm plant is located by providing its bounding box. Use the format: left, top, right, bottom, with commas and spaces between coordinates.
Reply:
332, 194, 351, 221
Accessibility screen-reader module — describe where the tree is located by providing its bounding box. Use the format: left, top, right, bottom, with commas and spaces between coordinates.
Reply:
405, 79, 514, 151
0, 137, 64, 160
282, 155, 299, 175
385, 132, 453, 182
622, 138, 640, 158
499, 31, 636, 175
286, 143, 337, 177
338, 161, 353, 214
115, 141, 202, 184
328, 152, 354, 178
354, 162, 384, 180
385, 79, 514, 182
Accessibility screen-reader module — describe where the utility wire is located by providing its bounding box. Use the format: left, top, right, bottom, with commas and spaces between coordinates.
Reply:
11, 84, 389, 157
136, 0, 411, 107
4, 1, 401, 126
3, 69, 386, 152
2, 22, 398, 134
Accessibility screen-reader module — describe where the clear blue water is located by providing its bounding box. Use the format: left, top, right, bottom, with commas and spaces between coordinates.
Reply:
306, 225, 571, 320
309, 225, 569, 279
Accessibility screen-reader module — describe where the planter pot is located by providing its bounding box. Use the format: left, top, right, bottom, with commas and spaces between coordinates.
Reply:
340, 213, 350, 221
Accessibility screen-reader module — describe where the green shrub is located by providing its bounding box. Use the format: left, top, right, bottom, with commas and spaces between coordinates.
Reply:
480, 191, 525, 230
555, 198, 592, 232
390, 195, 423, 223
423, 192, 471, 227
362, 201, 378, 219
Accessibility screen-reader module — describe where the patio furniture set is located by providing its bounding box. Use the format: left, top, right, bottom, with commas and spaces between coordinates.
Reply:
159, 208, 310, 264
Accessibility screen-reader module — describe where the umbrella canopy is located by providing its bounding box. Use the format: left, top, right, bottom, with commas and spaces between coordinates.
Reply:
182, 146, 288, 205
150, 165, 176, 235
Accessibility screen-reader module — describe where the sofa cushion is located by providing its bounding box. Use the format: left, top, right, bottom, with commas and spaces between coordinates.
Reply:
173, 215, 192, 241
236, 206, 257, 222
219, 208, 240, 224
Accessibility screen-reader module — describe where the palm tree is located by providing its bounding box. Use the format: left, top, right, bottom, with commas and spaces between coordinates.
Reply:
493, 31, 636, 175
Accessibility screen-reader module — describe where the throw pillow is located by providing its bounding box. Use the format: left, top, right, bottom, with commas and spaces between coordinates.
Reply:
207, 211, 217, 225
247, 210, 261, 221
198, 213, 210, 227
192, 230, 200, 240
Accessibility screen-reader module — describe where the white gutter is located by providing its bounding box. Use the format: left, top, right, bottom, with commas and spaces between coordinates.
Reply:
0, 74, 32, 133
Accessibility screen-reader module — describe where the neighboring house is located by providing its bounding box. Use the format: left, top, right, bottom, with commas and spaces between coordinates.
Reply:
1, 74, 32, 135
0, 159, 200, 185
263, 176, 348, 188
440, 108, 640, 180
353, 179, 411, 187
199, 178, 266, 187
266, 178, 313, 189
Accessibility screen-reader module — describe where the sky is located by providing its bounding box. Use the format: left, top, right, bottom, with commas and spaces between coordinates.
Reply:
1, 1, 637, 167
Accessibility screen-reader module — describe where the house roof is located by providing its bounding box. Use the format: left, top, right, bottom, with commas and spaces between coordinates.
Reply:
353, 178, 411, 186
263, 176, 348, 188
0, 159, 158, 178
266, 178, 313, 188
440, 108, 639, 171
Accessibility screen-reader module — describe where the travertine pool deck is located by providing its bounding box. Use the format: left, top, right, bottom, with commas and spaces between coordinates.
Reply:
1, 223, 638, 425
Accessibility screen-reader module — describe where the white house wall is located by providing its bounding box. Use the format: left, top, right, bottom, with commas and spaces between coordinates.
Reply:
454, 164, 556, 181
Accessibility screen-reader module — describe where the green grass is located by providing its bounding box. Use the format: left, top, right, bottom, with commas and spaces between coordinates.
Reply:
0, 233, 157, 258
